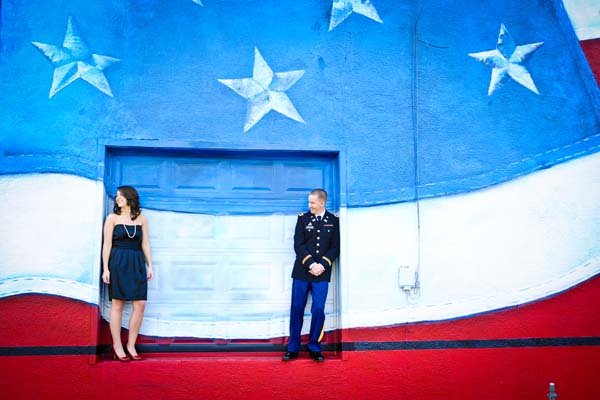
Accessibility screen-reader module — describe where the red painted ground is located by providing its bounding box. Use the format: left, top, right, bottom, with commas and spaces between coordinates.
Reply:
1, 347, 599, 400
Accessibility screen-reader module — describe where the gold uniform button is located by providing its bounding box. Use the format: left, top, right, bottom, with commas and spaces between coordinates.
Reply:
317, 230, 320, 233
317, 243, 320, 246
316, 250, 320, 254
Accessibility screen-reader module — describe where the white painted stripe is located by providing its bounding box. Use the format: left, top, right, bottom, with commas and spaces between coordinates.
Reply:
1, 149, 599, 338
342, 151, 600, 329
0, 277, 97, 304
562, 0, 600, 41
0, 174, 104, 304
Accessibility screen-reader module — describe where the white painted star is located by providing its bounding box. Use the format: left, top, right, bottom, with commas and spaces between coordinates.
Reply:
469, 24, 543, 95
32, 16, 120, 98
192, 0, 203, 6
218, 48, 305, 132
329, 0, 383, 31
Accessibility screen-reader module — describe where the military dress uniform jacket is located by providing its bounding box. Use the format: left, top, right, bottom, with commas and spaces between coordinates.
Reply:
291, 210, 340, 282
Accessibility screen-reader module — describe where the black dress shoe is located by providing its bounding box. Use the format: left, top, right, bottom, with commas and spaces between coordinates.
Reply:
282, 351, 299, 361
309, 351, 324, 362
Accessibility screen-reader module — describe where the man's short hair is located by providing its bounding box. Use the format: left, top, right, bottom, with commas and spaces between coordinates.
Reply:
310, 188, 327, 202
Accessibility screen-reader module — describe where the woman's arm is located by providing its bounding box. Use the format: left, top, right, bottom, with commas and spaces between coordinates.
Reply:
102, 214, 115, 284
140, 214, 154, 280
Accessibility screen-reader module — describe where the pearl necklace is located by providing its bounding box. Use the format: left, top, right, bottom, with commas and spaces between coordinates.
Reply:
122, 224, 137, 239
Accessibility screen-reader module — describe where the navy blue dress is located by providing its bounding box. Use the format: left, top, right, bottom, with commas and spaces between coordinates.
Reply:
108, 224, 147, 301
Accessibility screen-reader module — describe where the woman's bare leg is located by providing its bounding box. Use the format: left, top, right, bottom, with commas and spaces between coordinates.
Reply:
110, 299, 126, 357
127, 300, 147, 356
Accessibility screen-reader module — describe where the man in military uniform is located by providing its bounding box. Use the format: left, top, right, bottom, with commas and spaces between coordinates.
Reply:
283, 188, 340, 362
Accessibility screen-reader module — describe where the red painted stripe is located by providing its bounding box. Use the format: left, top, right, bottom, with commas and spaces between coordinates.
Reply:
580, 38, 600, 84
343, 273, 600, 343
0, 294, 98, 347
1, 274, 600, 348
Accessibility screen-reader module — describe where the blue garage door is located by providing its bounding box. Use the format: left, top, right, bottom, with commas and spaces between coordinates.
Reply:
102, 148, 340, 347
105, 148, 339, 214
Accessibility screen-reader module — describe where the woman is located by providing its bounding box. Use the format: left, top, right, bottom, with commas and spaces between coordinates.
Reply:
102, 186, 153, 361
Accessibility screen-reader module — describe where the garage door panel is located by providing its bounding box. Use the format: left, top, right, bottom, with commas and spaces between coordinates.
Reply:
230, 161, 275, 192
170, 264, 218, 292
173, 162, 219, 191
227, 265, 272, 292
117, 159, 164, 190
148, 212, 217, 242
226, 215, 274, 241
284, 164, 327, 192
175, 217, 217, 240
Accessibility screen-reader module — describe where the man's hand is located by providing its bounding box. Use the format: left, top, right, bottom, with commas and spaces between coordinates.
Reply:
309, 263, 326, 276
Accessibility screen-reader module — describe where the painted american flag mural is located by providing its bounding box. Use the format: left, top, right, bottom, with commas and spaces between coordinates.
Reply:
0, 0, 599, 341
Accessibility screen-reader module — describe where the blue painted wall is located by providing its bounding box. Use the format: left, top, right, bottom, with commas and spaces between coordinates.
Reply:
1, 0, 599, 207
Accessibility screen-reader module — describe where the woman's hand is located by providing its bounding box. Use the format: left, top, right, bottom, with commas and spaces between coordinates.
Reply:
147, 266, 154, 281
102, 270, 110, 284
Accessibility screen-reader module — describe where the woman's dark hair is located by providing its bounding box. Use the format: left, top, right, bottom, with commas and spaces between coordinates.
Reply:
114, 185, 141, 220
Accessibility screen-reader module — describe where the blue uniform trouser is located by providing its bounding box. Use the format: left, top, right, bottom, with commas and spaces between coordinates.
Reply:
287, 279, 329, 352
